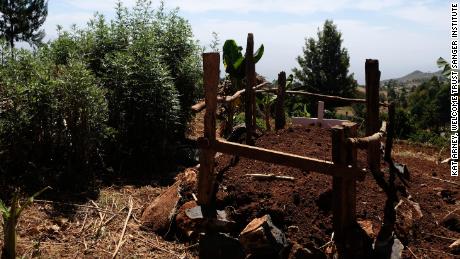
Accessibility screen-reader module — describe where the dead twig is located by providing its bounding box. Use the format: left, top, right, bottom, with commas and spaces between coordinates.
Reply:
426, 233, 458, 241
112, 197, 133, 259
90, 200, 104, 221
245, 173, 295, 181
79, 210, 88, 233
431, 176, 460, 186
407, 246, 419, 259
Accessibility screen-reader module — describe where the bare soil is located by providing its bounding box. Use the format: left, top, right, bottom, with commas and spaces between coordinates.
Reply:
213, 125, 458, 259
0, 125, 457, 258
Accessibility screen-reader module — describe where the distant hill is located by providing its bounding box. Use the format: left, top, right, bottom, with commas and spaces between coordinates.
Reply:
381, 70, 444, 87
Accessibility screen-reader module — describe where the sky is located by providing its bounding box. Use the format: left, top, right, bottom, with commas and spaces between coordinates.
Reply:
43, 0, 449, 84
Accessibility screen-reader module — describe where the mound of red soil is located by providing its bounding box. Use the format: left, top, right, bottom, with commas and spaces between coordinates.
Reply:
213, 125, 456, 258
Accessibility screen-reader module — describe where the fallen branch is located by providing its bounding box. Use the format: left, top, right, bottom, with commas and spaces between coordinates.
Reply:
425, 233, 457, 241
245, 173, 295, 181
431, 176, 460, 186
407, 246, 419, 259
112, 197, 133, 259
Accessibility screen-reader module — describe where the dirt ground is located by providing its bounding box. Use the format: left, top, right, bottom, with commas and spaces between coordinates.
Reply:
0, 125, 457, 258
0, 186, 198, 258
213, 125, 457, 259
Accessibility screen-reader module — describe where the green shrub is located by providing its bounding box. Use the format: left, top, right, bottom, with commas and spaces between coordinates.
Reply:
0, 51, 108, 190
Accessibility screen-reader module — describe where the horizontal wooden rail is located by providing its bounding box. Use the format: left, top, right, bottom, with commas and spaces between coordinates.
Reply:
347, 121, 387, 149
256, 88, 389, 107
198, 137, 366, 178
191, 82, 270, 113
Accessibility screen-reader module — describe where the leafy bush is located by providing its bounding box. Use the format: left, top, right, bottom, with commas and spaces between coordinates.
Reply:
0, 0, 203, 185
104, 43, 181, 173
0, 51, 108, 190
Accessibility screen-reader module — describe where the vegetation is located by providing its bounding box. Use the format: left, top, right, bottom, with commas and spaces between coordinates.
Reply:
222, 38, 264, 134
382, 58, 450, 147
0, 0, 202, 193
293, 20, 357, 100
0, 187, 49, 259
0, 0, 48, 50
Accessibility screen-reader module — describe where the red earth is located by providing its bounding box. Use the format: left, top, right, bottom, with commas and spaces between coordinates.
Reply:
212, 125, 457, 258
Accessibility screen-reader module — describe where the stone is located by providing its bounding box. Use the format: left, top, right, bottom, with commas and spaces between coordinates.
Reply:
175, 201, 236, 238
449, 239, 460, 255
441, 212, 460, 233
394, 198, 423, 242
358, 220, 376, 239
390, 238, 404, 259
239, 214, 289, 258
141, 169, 197, 234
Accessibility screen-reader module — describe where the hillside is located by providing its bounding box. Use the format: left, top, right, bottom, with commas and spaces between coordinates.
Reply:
381, 70, 444, 87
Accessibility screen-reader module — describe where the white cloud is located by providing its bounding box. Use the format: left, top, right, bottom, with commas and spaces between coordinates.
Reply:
166, 0, 352, 14
42, 0, 448, 82
193, 17, 446, 83
61, 0, 136, 12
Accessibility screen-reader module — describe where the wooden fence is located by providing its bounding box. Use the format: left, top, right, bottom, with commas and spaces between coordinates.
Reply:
193, 33, 395, 259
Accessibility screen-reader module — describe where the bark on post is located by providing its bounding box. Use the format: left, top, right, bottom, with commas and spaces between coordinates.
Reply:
245, 33, 256, 145
332, 125, 356, 259
384, 102, 395, 162
275, 71, 286, 130
197, 52, 219, 212
365, 59, 381, 174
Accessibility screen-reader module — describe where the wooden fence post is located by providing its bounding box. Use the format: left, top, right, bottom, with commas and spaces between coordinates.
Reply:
198, 52, 220, 212
275, 71, 286, 130
332, 122, 358, 259
365, 59, 381, 174
384, 102, 395, 161
245, 33, 255, 145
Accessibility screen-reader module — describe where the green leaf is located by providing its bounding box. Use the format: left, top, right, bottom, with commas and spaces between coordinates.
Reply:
254, 44, 264, 63
437, 57, 452, 79
232, 56, 245, 70
0, 199, 10, 219
436, 57, 449, 68
223, 39, 243, 72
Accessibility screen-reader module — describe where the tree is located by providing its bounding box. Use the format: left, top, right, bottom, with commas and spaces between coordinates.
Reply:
0, 0, 48, 50
293, 20, 357, 98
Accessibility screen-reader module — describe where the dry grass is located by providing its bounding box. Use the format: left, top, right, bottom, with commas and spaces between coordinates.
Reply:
0, 185, 198, 258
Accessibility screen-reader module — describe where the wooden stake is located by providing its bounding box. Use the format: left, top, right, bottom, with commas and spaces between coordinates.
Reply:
365, 59, 381, 174
275, 71, 286, 130
332, 123, 359, 259
197, 52, 219, 209
245, 33, 256, 145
